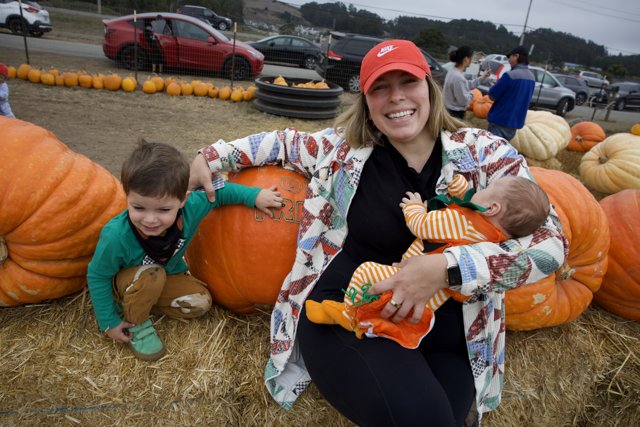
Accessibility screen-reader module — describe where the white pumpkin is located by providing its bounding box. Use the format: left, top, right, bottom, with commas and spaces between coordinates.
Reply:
510, 110, 571, 161
579, 132, 640, 194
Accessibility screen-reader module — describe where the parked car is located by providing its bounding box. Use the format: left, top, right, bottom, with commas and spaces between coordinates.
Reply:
0, 0, 51, 37
176, 5, 232, 31
553, 73, 595, 105
480, 53, 509, 74
576, 70, 609, 88
319, 32, 446, 93
102, 12, 263, 80
478, 65, 575, 116
591, 81, 640, 111
248, 35, 322, 70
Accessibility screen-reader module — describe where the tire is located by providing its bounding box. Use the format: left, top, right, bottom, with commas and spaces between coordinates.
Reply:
225, 57, 250, 80
218, 22, 228, 31
575, 93, 587, 106
253, 99, 340, 120
8, 18, 27, 35
119, 45, 147, 70
256, 90, 341, 108
615, 99, 625, 111
303, 55, 317, 70
555, 98, 570, 117
347, 74, 360, 93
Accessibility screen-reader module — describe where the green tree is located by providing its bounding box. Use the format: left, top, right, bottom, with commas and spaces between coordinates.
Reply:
414, 28, 448, 57
606, 63, 628, 78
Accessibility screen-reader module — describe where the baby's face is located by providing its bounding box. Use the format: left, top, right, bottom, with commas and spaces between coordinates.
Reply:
126, 191, 186, 237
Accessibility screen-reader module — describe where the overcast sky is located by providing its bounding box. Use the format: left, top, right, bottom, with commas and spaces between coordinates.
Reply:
286, 0, 640, 56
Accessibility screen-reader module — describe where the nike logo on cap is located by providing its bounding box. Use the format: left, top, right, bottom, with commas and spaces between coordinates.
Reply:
377, 45, 397, 57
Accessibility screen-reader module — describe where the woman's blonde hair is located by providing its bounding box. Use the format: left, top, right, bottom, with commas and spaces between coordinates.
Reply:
334, 75, 467, 148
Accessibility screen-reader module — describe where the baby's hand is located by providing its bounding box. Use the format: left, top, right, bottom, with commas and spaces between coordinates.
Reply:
399, 191, 423, 209
106, 320, 135, 343
255, 185, 284, 218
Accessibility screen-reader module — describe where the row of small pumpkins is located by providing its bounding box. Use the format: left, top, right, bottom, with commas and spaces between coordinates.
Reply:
1, 117, 638, 327
7, 63, 256, 102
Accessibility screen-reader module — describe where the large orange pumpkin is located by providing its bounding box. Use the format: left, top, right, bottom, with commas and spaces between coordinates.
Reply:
185, 166, 309, 313
594, 190, 640, 320
0, 118, 126, 306
567, 121, 606, 152
504, 167, 610, 330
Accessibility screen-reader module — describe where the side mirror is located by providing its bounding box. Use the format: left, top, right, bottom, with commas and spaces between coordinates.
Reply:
207, 36, 215, 44
269, 41, 275, 47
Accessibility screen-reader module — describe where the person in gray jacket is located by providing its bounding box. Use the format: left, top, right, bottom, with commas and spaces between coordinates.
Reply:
443, 46, 489, 119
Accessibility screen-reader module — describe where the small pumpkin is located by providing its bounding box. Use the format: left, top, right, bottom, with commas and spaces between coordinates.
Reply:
103, 73, 122, 91
55, 74, 65, 86
207, 86, 219, 98
92, 74, 104, 90
193, 82, 209, 97
121, 76, 137, 92
579, 133, 640, 194
27, 68, 41, 83
78, 73, 94, 89
7, 65, 17, 78
504, 167, 610, 330
151, 76, 164, 92
567, 121, 606, 152
16, 64, 31, 80
218, 86, 232, 100
142, 79, 157, 94
0, 117, 126, 307
185, 166, 309, 313
230, 87, 244, 102
63, 72, 79, 87
472, 95, 493, 119
166, 82, 181, 96
630, 124, 640, 136
40, 72, 55, 86
180, 82, 193, 96
510, 110, 570, 161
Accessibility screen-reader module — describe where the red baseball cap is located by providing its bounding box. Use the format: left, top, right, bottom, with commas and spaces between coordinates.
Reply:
360, 39, 431, 94
0, 64, 8, 78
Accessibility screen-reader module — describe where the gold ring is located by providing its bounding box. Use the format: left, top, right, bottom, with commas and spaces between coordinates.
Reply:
389, 298, 402, 309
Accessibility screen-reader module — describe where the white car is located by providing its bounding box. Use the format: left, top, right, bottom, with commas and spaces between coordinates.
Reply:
576, 70, 609, 88
0, 0, 51, 37
481, 53, 509, 73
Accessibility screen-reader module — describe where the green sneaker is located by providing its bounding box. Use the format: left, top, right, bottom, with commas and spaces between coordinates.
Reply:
127, 319, 166, 361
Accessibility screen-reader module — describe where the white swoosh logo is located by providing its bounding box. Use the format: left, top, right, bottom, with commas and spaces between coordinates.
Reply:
377, 46, 398, 57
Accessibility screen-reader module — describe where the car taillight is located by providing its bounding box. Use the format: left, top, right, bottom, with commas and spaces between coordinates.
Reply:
24, 7, 39, 13
327, 50, 342, 60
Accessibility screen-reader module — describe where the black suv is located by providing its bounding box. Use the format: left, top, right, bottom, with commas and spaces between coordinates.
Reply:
176, 5, 232, 31
318, 32, 447, 93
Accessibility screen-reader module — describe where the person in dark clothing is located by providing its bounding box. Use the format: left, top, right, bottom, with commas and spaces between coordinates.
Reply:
487, 46, 535, 141
188, 40, 567, 426
145, 19, 163, 74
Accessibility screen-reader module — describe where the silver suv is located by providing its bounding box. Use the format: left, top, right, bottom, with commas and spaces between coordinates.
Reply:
577, 70, 609, 88
0, 0, 51, 37
478, 65, 576, 117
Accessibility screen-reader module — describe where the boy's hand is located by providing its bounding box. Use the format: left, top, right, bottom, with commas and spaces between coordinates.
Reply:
255, 186, 283, 218
106, 321, 135, 343
399, 191, 424, 209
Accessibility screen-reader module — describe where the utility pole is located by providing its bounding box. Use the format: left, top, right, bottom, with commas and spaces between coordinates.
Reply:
519, 0, 533, 45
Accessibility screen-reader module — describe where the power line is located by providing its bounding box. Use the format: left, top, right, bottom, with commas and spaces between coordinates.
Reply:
550, 0, 640, 18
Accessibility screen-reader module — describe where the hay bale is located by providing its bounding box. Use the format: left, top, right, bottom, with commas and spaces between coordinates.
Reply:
0, 292, 638, 426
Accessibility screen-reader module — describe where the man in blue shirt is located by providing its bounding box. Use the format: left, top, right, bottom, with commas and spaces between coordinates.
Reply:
487, 46, 534, 141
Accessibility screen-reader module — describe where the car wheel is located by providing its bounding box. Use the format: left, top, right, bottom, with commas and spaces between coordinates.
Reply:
8, 18, 27, 35
347, 74, 360, 93
225, 57, 250, 80
555, 98, 570, 117
303, 56, 317, 70
218, 22, 228, 31
615, 99, 625, 111
575, 93, 587, 106
118, 46, 147, 70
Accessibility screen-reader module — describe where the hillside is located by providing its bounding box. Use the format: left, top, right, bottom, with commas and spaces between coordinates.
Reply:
243, 0, 311, 27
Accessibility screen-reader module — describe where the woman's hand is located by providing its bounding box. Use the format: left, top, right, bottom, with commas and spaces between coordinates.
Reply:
106, 321, 135, 343
368, 254, 449, 324
188, 152, 216, 202
255, 185, 284, 218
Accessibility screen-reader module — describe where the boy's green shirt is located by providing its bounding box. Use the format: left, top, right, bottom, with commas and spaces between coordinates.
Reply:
87, 184, 260, 332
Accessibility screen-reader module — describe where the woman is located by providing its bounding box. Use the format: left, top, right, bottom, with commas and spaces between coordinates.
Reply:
189, 40, 567, 426
443, 46, 489, 119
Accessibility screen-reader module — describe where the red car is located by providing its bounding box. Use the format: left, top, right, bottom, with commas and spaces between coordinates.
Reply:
102, 12, 264, 80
